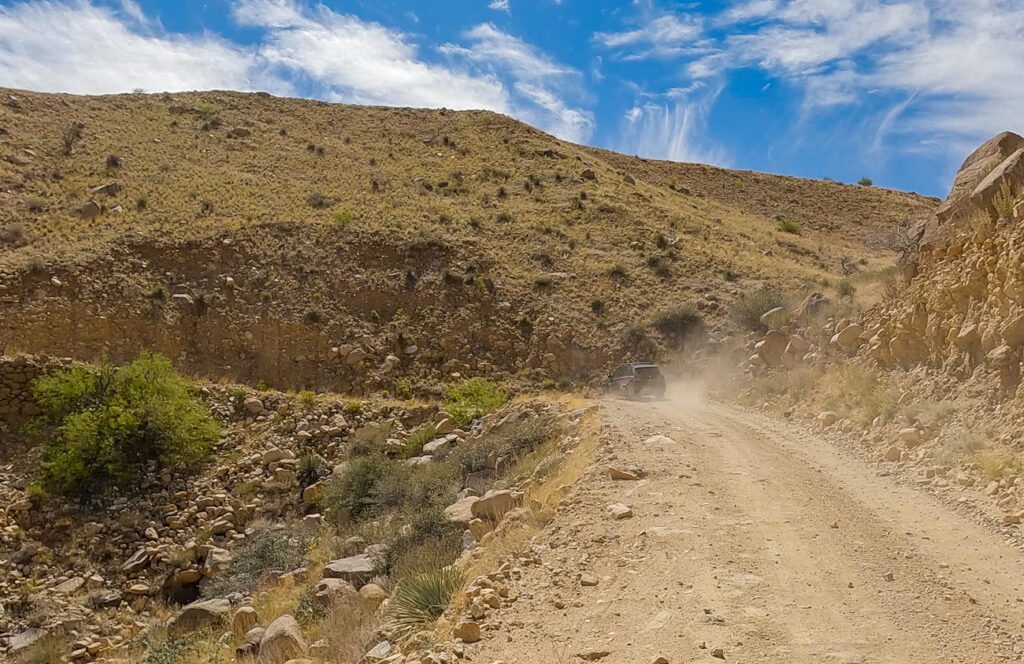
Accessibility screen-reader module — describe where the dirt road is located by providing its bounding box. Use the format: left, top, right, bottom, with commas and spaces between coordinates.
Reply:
471, 395, 1024, 664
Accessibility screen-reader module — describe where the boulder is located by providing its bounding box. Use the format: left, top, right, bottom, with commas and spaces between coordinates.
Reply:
898, 428, 923, 447
232, 606, 259, 635
122, 547, 151, 574
167, 598, 231, 638
453, 620, 481, 643
754, 330, 787, 366
236, 627, 265, 659
243, 397, 264, 414
471, 489, 521, 522
311, 578, 359, 607
322, 554, 376, 588
8, 628, 47, 655
831, 324, 864, 351
608, 466, 642, 481
259, 614, 306, 663
816, 412, 838, 427
444, 496, 481, 527
607, 503, 633, 519
972, 147, 1024, 218
358, 583, 389, 605
934, 132, 1024, 227
883, 446, 902, 462
201, 547, 232, 578
1001, 314, 1024, 347
53, 576, 85, 594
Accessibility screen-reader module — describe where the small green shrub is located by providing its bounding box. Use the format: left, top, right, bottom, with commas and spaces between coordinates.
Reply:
148, 285, 168, 301
344, 400, 363, 415
646, 255, 672, 278
324, 455, 455, 519
201, 526, 309, 598
652, 305, 704, 346
444, 378, 506, 428
299, 389, 316, 405
776, 218, 802, 234
446, 417, 552, 476
27, 353, 219, 496
348, 422, 393, 457
730, 287, 786, 332
306, 192, 332, 209
837, 280, 856, 297
590, 299, 605, 315
388, 566, 463, 636
404, 425, 437, 458
193, 101, 217, 118
333, 209, 354, 224
857, 177, 873, 186
297, 455, 324, 488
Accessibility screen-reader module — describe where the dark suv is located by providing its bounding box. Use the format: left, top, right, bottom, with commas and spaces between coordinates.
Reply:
608, 362, 666, 399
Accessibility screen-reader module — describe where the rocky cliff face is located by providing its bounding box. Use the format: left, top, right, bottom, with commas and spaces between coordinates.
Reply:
865, 132, 1024, 405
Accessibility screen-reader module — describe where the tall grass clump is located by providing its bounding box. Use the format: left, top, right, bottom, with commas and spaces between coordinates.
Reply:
652, 305, 704, 347
26, 352, 219, 496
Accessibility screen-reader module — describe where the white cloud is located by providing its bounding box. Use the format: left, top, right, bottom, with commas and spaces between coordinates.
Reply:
234, 0, 510, 111
489, 0, 510, 12
441, 22, 594, 141
0, 1, 281, 95
617, 88, 729, 166
594, 14, 705, 59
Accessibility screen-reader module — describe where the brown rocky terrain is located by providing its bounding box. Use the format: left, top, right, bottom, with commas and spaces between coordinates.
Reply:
12, 89, 1024, 664
0, 88, 935, 390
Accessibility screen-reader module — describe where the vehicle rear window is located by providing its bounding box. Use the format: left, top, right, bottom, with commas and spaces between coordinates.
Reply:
635, 366, 661, 378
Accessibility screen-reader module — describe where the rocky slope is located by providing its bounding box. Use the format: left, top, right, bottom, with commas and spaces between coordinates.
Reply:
0, 88, 936, 389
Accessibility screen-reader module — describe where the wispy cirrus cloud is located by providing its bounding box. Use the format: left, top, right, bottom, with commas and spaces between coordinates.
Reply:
600, 0, 1024, 172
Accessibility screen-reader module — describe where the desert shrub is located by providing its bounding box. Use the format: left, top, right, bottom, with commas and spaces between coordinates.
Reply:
344, 400, 363, 415
776, 218, 802, 234
993, 178, 1015, 219
61, 121, 84, 156
590, 299, 605, 315
297, 454, 324, 488
652, 305, 704, 346
299, 389, 316, 405
388, 565, 463, 636
202, 526, 309, 598
730, 286, 786, 332
446, 417, 553, 476
306, 192, 331, 209
348, 422, 393, 457
646, 255, 672, 278
533, 276, 553, 289
0, 222, 26, 246
12, 630, 69, 664
607, 264, 628, 280
373, 509, 461, 578
193, 101, 217, 118
303, 307, 323, 325
106, 154, 122, 169
333, 209, 353, 224
27, 353, 219, 496
324, 455, 455, 519
837, 280, 855, 297
857, 177, 873, 186
24, 196, 45, 213
723, 269, 740, 282
147, 285, 168, 301
404, 425, 437, 458
444, 378, 506, 428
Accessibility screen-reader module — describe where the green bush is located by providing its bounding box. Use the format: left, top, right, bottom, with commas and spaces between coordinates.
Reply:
837, 280, 856, 297
446, 417, 552, 476
28, 353, 219, 496
404, 425, 437, 458
324, 456, 456, 520
444, 378, 506, 428
201, 526, 309, 598
652, 305, 704, 346
729, 287, 786, 332
776, 218, 802, 234
857, 177, 873, 186
348, 422, 393, 457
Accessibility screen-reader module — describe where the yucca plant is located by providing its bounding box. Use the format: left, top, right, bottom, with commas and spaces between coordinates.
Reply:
387, 566, 463, 636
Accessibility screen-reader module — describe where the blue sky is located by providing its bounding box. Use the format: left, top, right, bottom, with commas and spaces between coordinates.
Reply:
2, 0, 1023, 197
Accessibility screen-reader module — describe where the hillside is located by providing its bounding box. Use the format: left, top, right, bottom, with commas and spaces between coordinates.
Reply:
0, 88, 936, 390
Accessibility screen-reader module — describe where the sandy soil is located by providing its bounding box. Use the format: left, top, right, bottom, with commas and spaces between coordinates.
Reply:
469, 393, 1024, 664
